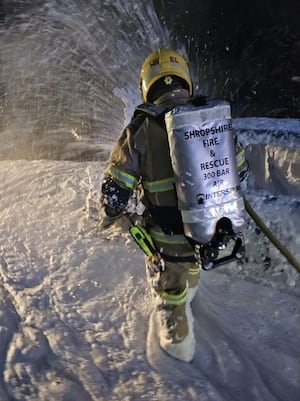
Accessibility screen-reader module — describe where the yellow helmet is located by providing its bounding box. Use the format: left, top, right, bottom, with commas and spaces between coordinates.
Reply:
140, 48, 192, 102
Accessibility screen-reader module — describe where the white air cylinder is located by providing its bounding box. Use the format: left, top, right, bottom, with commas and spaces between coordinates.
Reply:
165, 99, 246, 244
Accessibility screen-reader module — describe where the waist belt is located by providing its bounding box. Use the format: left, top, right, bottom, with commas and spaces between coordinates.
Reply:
159, 252, 196, 263
129, 224, 195, 262
129, 223, 245, 270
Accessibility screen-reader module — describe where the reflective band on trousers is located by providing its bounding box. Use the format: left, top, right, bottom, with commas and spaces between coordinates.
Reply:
158, 287, 188, 305
110, 165, 138, 190
188, 266, 201, 275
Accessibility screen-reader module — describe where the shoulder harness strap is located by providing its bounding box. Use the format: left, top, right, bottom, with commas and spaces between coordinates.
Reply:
134, 103, 169, 120
126, 103, 169, 136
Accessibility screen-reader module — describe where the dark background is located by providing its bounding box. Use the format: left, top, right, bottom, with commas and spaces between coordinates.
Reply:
1, 0, 299, 118
153, 0, 300, 117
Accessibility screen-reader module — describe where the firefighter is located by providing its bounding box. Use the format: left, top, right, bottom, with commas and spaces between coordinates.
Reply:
98, 48, 248, 362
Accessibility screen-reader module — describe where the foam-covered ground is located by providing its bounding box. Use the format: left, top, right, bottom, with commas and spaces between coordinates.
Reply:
0, 132, 299, 400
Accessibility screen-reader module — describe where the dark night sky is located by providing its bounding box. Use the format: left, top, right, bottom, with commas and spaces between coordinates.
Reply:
1, 0, 299, 117
153, 0, 300, 117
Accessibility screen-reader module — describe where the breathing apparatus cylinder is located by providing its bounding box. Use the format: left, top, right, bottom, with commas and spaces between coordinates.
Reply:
165, 99, 246, 244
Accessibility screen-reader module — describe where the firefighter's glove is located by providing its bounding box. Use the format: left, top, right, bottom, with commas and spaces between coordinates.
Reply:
98, 176, 131, 230
101, 176, 131, 216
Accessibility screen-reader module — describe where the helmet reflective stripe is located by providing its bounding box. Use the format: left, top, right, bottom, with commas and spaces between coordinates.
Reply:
140, 48, 192, 102
141, 62, 190, 96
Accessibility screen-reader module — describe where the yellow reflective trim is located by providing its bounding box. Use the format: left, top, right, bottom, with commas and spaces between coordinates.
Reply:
130, 225, 156, 256
158, 287, 187, 305
150, 229, 188, 245
110, 165, 138, 190
236, 149, 246, 168
188, 266, 201, 275
143, 177, 175, 193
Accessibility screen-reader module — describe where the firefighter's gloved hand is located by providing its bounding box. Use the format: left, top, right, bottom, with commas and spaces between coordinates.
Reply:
98, 176, 131, 230
101, 176, 131, 215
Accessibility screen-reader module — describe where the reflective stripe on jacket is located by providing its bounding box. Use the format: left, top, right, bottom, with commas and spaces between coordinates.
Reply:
107, 91, 189, 208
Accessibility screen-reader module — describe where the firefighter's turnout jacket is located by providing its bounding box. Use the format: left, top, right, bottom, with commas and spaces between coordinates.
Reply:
104, 88, 246, 260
